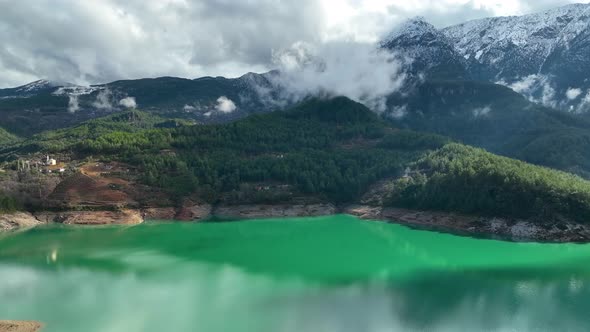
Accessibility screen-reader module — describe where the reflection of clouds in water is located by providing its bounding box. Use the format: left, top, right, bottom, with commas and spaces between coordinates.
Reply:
46, 248, 58, 264
2, 220, 590, 332
1, 261, 590, 332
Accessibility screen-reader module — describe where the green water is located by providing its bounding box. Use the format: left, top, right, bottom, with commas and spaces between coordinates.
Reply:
1, 215, 590, 332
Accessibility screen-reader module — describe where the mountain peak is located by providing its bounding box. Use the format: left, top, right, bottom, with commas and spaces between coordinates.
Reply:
16, 79, 56, 91
380, 16, 468, 80
381, 17, 438, 46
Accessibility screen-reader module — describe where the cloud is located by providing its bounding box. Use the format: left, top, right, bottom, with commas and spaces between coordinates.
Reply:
389, 105, 408, 119
578, 90, 590, 111
0, 0, 588, 88
92, 89, 113, 110
67, 95, 80, 113
505, 75, 538, 95
0, 0, 323, 87
472, 106, 492, 118
499, 74, 559, 108
268, 41, 406, 112
566, 88, 582, 100
183, 104, 197, 112
119, 97, 137, 109
215, 96, 237, 113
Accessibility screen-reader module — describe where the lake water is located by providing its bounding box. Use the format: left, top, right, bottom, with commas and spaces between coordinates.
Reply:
1, 215, 590, 332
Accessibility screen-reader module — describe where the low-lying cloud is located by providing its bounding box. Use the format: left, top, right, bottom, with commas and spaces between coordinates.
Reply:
215, 96, 237, 113
119, 97, 137, 109
268, 41, 406, 112
67, 95, 80, 113
499, 74, 558, 108
566, 88, 583, 100
472, 106, 492, 118
388, 105, 408, 119
92, 89, 114, 110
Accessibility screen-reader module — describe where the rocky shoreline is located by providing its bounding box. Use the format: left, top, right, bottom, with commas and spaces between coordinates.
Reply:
346, 205, 590, 243
0, 321, 42, 332
2, 204, 590, 243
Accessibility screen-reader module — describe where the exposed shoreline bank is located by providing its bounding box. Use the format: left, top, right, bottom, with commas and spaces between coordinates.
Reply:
2, 204, 590, 243
0, 321, 42, 332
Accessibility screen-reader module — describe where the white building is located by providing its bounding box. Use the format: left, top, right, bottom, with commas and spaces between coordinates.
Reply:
45, 155, 57, 166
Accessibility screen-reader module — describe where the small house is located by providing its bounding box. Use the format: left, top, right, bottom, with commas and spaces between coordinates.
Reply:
45, 155, 57, 166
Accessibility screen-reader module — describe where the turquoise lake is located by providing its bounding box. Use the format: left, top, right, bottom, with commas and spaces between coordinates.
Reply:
1, 215, 590, 331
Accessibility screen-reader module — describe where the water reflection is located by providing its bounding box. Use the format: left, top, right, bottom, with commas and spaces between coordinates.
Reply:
1, 218, 590, 332
1, 260, 589, 332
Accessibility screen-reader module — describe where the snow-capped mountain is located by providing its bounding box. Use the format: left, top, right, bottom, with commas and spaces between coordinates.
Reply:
386, 3, 590, 111
381, 17, 468, 80
0, 79, 65, 98
443, 4, 590, 81
0, 72, 291, 136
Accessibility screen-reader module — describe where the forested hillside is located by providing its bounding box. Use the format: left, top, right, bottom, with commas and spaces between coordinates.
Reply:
0, 110, 193, 160
76, 97, 438, 202
388, 144, 590, 223
4, 97, 590, 224
388, 80, 590, 177
0, 128, 16, 145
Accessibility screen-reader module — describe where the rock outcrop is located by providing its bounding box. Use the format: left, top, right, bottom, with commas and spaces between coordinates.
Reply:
35, 209, 143, 225
176, 204, 213, 221
213, 204, 337, 219
0, 213, 41, 231
0, 320, 42, 332
346, 205, 590, 243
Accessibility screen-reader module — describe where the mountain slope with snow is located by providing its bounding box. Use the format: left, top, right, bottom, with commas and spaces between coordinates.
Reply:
443, 4, 590, 81
381, 17, 468, 80
386, 3, 590, 111
0, 80, 64, 98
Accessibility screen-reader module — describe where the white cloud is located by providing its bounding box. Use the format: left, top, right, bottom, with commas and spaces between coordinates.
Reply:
505, 75, 538, 95
566, 88, 582, 100
0, 0, 588, 88
269, 41, 406, 112
183, 104, 197, 112
472, 106, 492, 118
119, 97, 137, 108
92, 89, 113, 110
389, 105, 408, 119
499, 74, 558, 108
579, 90, 590, 109
215, 96, 237, 113
67, 95, 80, 113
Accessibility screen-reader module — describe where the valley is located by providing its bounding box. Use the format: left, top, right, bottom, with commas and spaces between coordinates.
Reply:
2, 97, 590, 242
3, 2, 590, 332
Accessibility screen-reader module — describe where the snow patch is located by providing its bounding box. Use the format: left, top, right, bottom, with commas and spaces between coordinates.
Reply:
474, 50, 483, 60
54, 85, 104, 96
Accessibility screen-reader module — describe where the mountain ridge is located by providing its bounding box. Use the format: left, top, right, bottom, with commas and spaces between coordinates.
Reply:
385, 3, 590, 111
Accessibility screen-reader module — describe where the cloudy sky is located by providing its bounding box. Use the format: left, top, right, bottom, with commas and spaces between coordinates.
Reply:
0, 0, 588, 88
